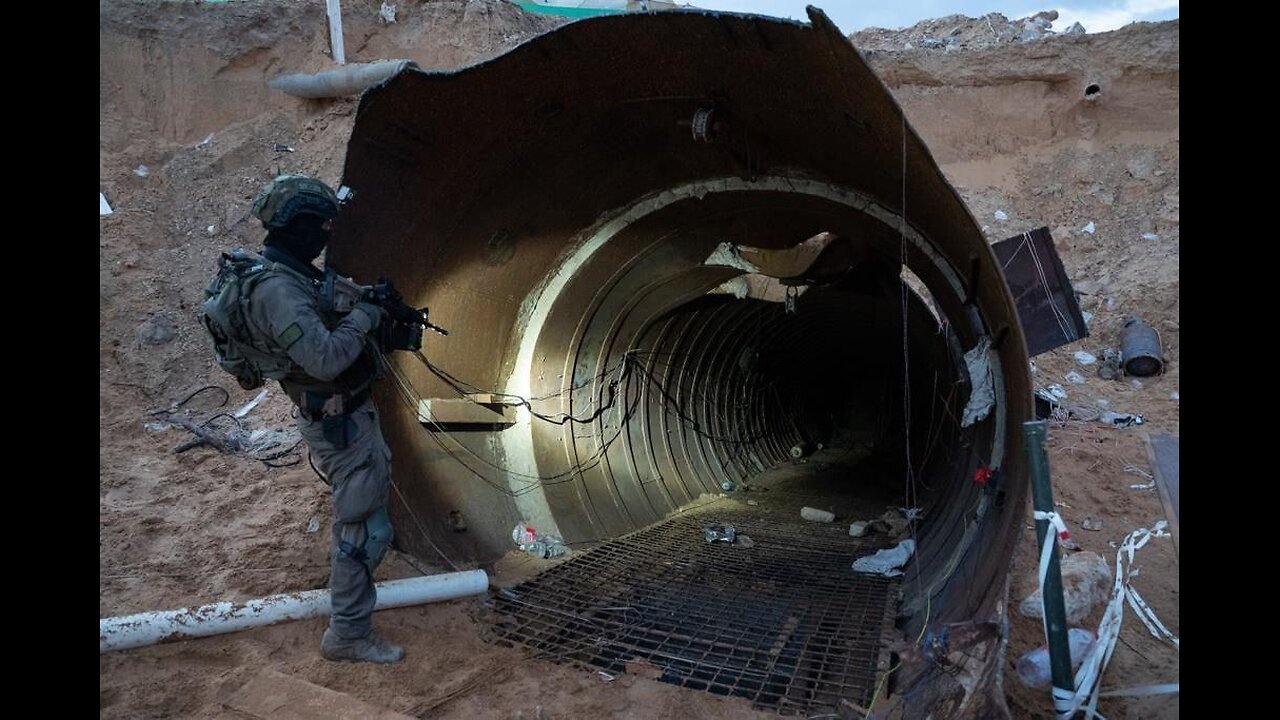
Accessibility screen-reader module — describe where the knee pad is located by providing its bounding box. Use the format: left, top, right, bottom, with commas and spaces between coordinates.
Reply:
337, 507, 394, 573
362, 506, 394, 571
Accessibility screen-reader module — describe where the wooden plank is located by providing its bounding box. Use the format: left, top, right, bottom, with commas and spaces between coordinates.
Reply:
465, 393, 522, 406
225, 669, 414, 720
418, 398, 516, 425
1144, 432, 1179, 556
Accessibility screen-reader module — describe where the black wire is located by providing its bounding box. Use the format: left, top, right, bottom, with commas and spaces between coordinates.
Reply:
409, 361, 647, 492
417, 350, 636, 426
426, 368, 645, 493
384, 354, 646, 495
255, 439, 303, 468
200, 412, 244, 430
630, 361, 776, 445
175, 385, 229, 409
415, 349, 613, 403
256, 439, 303, 461
534, 348, 683, 402
306, 450, 330, 486
898, 663, 945, 708
378, 345, 786, 500
422, 346, 780, 443
630, 347, 801, 443
261, 455, 302, 468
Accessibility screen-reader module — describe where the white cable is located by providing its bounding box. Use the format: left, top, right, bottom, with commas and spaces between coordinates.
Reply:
1025, 232, 1076, 342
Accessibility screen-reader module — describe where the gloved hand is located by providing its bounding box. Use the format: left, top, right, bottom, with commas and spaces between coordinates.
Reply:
379, 319, 424, 353
352, 301, 385, 330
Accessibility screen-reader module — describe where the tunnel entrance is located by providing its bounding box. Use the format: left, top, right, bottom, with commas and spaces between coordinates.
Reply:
333, 10, 1033, 715
476, 182, 974, 715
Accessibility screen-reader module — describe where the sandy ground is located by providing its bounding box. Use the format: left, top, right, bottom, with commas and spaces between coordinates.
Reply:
100, 2, 1178, 717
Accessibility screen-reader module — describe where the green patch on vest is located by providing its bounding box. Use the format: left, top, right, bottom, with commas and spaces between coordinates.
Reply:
277, 322, 304, 349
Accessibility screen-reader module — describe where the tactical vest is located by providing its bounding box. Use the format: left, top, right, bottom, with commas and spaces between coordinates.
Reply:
200, 249, 379, 407
200, 249, 294, 390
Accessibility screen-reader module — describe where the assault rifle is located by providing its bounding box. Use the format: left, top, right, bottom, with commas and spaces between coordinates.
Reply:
320, 270, 448, 353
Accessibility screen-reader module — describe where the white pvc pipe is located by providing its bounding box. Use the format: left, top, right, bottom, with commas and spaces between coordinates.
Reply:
326, 0, 345, 66
100, 570, 488, 654
267, 60, 418, 99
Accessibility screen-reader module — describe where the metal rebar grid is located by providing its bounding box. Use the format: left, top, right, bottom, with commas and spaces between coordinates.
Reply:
482, 501, 900, 715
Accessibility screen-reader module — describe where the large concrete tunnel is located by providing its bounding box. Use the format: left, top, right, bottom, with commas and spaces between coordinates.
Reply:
330, 8, 1032, 715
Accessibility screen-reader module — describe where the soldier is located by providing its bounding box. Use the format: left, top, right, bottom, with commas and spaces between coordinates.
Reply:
202, 174, 403, 663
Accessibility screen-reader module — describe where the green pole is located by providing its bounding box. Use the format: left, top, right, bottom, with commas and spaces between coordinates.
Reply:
1023, 420, 1075, 702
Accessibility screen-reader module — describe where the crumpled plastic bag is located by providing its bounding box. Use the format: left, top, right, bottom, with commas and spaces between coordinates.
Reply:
852, 539, 916, 577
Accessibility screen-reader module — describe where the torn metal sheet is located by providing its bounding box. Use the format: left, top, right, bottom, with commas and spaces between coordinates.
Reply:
709, 273, 806, 302
703, 241, 761, 273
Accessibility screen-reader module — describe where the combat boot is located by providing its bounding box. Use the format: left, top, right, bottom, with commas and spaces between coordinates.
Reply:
321, 627, 405, 663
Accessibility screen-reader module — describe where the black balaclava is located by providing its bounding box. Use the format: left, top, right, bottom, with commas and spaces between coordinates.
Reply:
264, 213, 332, 265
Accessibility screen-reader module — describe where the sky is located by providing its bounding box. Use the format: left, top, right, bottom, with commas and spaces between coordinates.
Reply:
680, 0, 1179, 34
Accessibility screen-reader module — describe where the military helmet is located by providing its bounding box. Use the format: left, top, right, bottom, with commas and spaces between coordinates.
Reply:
252, 174, 340, 230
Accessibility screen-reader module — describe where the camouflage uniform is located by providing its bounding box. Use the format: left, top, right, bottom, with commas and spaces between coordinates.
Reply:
245, 246, 395, 644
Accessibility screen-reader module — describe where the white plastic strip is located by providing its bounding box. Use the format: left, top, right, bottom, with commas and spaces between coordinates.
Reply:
1126, 585, 1180, 648
1028, 518, 1177, 719
234, 388, 270, 419
1032, 509, 1069, 648
1098, 683, 1179, 698
1032, 510, 1077, 714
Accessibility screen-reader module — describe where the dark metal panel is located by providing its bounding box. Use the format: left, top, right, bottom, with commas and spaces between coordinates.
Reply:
991, 227, 1089, 357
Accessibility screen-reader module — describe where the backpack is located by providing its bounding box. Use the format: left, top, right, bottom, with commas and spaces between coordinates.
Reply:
200, 249, 290, 390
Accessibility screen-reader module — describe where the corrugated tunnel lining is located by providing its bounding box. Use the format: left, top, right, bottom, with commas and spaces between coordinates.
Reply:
360, 178, 1005, 634
476, 198, 962, 714
332, 8, 1032, 716
520, 183, 967, 545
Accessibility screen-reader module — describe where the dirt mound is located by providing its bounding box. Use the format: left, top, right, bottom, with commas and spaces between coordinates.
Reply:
861, 19, 1179, 435
851, 9, 1087, 53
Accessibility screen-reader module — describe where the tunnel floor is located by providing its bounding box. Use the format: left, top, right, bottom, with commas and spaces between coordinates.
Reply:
479, 451, 907, 715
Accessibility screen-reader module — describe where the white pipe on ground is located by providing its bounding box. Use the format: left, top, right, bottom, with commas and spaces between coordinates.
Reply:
267, 60, 418, 99
100, 570, 488, 654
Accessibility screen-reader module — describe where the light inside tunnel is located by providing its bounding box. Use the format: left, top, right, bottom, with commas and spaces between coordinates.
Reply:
504, 177, 986, 555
